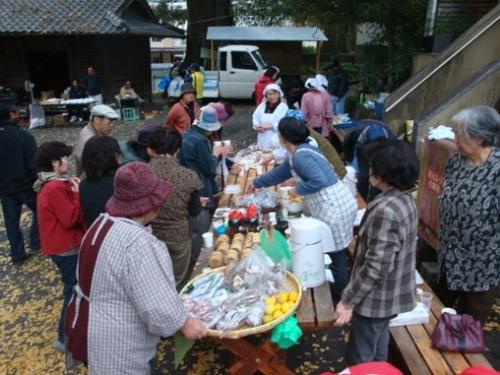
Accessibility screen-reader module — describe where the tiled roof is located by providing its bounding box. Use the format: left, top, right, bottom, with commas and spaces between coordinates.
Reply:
0, 0, 183, 37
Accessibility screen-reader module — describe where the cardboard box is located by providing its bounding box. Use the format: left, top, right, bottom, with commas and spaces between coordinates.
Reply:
53, 114, 66, 126
40, 90, 55, 101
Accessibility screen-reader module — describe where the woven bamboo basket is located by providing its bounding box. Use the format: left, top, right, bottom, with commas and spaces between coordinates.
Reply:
180, 267, 303, 339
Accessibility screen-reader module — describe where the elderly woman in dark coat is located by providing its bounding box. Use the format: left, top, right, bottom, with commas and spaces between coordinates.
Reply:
438, 105, 500, 326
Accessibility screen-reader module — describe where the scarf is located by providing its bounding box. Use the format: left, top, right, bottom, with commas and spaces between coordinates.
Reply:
33, 171, 72, 192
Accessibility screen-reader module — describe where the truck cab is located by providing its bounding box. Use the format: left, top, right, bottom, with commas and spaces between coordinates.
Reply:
204, 45, 268, 99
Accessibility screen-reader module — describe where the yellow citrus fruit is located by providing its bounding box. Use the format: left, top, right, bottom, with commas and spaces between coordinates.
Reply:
265, 304, 275, 315
273, 310, 284, 319
281, 302, 291, 312
277, 292, 288, 303
263, 315, 274, 324
288, 291, 298, 302
274, 303, 282, 312
265, 296, 276, 305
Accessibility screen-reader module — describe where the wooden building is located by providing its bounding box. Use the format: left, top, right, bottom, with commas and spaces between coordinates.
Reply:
0, 0, 184, 102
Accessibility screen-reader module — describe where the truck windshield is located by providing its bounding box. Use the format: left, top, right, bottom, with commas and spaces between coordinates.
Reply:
251, 50, 268, 69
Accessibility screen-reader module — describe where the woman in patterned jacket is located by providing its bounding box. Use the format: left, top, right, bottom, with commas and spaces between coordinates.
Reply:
438, 105, 500, 326
334, 139, 419, 365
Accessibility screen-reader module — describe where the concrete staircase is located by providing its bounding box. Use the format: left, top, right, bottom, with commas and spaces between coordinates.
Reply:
383, 3, 500, 147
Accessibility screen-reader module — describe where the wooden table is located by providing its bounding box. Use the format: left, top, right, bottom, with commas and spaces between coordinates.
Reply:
389, 283, 492, 374
192, 167, 367, 374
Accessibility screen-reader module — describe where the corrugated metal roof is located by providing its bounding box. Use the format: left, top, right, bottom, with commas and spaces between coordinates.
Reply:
206, 26, 328, 42
0, 0, 184, 37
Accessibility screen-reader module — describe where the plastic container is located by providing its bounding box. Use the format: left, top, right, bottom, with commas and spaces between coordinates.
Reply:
289, 217, 331, 288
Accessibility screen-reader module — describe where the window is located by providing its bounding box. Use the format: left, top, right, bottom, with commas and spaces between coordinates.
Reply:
251, 50, 268, 69
231, 51, 257, 70
220, 52, 227, 71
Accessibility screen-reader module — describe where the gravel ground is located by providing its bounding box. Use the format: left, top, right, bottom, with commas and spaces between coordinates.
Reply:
0, 102, 498, 374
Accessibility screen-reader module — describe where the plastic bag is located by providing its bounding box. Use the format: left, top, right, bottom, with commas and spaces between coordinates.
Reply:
168, 77, 183, 97
238, 188, 279, 209
224, 248, 288, 296
260, 228, 292, 267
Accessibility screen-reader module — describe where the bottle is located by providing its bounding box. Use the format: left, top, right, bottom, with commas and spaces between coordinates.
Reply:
228, 210, 242, 238
246, 204, 259, 233
359, 92, 365, 107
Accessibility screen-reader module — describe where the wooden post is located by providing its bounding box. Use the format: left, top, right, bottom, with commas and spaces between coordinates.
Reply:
210, 40, 215, 70
315, 41, 322, 73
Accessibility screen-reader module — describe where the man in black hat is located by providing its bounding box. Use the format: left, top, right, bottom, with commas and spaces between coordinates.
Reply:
327, 59, 349, 114
166, 83, 200, 133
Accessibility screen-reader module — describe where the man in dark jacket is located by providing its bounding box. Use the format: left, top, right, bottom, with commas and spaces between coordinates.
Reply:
84, 66, 104, 104
327, 59, 349, 114
179, 105, 232, 261
0, 103, 40, 264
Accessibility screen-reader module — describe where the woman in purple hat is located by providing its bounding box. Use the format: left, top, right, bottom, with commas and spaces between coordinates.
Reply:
65, 162, 206, 373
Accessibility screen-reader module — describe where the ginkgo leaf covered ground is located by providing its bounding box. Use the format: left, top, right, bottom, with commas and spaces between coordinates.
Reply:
0, 114, 498, 374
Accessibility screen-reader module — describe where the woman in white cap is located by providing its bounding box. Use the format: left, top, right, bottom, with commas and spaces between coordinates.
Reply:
252, 83, 289, 150
300, 77, 333, 137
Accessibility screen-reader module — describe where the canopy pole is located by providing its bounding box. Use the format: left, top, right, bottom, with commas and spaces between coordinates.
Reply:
210, 40, 215, 70
315, 41, 322, 73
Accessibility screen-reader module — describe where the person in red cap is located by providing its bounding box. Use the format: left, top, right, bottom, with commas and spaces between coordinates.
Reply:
64, 162, 206, 374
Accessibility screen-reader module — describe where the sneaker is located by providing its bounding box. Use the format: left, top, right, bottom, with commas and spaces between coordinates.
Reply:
55, 340, 65, 353
12, 253, 32, 266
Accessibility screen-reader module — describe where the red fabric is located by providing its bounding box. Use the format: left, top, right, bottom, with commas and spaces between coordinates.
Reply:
254, 76, 275, 105
460, 367, 499, 375
321, 362, 403, 375
65, 217, 114, 365
37, 180, 86, 255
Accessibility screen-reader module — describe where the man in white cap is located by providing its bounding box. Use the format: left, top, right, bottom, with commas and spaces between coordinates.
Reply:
74, 104, 119, 176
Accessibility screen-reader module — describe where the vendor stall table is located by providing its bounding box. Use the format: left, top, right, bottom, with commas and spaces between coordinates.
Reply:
389, 283, 492, 375
41, 99, 95, 123
191, 166, 367, 374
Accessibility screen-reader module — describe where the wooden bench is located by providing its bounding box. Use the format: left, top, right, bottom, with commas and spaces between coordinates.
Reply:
389, 282, 493, 374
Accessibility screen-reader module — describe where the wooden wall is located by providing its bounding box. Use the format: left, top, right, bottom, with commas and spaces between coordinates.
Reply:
0, 35, 152, 102
256, 42, 303, 76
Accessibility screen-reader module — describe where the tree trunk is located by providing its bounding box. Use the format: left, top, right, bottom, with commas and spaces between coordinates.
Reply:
185, 0, 233, 65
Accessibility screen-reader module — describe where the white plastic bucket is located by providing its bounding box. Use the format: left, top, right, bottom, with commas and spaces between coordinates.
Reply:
290, 217, 327, 288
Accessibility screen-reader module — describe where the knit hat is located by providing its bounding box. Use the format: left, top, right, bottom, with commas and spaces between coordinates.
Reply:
180, 83, 195, 98
106, 162, 172, 217
209, 102, 229, 121
196, 105, 221, 132
136, 123, 157, 146
263, 83, 284, 99
366, 124, 389, 142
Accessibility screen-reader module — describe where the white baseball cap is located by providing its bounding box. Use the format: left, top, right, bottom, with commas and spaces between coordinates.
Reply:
91, 104, 119, 119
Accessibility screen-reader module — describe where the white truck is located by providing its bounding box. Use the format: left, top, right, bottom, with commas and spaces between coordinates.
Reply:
168, 45, 272, 100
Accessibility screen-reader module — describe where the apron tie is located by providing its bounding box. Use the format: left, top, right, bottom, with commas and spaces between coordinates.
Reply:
71, 284, 90, 328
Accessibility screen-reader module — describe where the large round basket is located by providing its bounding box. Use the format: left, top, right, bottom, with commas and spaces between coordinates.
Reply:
180, 267, 302, 339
